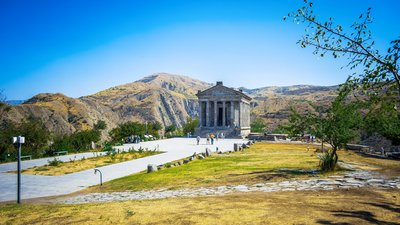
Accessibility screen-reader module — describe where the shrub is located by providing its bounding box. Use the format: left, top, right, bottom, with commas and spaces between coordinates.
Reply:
318, 151, 337, 172
48, 158, 63, 167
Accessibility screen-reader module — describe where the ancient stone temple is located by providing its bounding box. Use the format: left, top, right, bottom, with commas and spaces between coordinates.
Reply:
196, 81, 252, 137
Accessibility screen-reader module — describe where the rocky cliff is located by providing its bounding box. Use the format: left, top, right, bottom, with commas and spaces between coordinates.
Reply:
3, 73, 338, 137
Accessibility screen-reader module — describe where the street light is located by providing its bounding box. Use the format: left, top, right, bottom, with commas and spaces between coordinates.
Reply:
94, 169, 103, 186
12, 136, 25, 204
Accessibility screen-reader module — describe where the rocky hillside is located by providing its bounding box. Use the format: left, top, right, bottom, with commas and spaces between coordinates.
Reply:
249, 85, 338, 131
4, 73, 212, 137
3, 73, 339, 137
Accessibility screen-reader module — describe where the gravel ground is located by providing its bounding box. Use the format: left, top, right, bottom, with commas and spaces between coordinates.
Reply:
60, 170, 400, 204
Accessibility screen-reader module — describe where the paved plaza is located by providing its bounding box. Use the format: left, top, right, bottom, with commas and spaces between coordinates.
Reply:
0, 138, 246, 202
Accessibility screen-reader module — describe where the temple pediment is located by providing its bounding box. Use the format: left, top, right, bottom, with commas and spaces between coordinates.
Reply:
196, 82, 252, 101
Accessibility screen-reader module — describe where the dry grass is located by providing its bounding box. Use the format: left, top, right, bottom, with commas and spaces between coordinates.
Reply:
338, 150, 400, 177
18, 151, 161, 176
82, 143, 400, 193
1, 188, 399, 225
85, 143, 322, 193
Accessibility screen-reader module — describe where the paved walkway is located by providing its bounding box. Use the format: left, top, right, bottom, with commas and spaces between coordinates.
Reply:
0, 138, 246, 202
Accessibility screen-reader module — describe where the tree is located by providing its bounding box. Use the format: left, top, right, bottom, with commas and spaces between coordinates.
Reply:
51, 129, 101, 153
287, 92, 362, 171
165, 124, 177, 134
182, 117, 199, 135
285, 0, 400, 145
250, 118, 266, 133
316, 92, 362, 170
285, 107, 314, 138
109, 122, 145, 143
0, 90, 11, 127
0, 119, 50, 160
285, 1, 400, 101
363, 99, 400, 145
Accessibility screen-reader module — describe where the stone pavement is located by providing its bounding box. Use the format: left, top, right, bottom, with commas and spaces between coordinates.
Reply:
61, 170, 400, 204
0, 138, 246, 202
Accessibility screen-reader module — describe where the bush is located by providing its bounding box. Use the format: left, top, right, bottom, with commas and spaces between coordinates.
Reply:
48, 158, 63, 167
318, 151, 337, 172
182, 117, 199, 135
109, 121, 161, 144
251, 118, 266, 133
94, 120, 107, 130
51, 129, 101, 153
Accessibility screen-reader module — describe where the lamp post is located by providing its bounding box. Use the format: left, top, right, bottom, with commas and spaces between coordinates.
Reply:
94, 169, 103, 186
12, 136, 25, 204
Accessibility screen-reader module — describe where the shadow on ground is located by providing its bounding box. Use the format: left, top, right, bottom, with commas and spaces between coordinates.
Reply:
316, 201, 400, 225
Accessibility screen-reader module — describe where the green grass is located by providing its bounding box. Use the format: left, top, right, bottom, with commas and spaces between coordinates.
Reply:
89, 143, 321, 192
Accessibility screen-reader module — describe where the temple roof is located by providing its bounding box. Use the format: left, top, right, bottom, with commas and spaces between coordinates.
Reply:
196, 81, 252, 101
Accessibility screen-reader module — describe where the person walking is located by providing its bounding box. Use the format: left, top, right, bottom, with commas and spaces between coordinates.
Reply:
196, 136, 201, 145
206, 134, 210, 145
210, 133, 215, 145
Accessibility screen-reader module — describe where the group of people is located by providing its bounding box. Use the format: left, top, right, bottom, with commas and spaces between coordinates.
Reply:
196, 132, 224, 145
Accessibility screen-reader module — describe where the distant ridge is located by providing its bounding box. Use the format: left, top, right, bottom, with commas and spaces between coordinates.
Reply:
6, 100, 25, 106
2, 73, 339, 138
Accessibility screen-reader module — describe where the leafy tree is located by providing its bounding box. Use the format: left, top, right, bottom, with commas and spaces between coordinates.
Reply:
0, 90, 11, 128
363, 99, 400, 145
109, 121, 161, 143
287, 92, 362, 171
285, 0, 400, 101
0, 119, 50, 160
51, 129, 101, 153
316, 93, 362, 170
165, 124, 177, 134
147, 121, 162, 137
285, 107, 314, 138
250, 118, 266, 133
182, 117, 199, 135
285, 0, 400, 145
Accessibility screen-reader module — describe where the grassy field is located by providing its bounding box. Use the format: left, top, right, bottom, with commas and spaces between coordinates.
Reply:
85, 142, 400, 193
1, 142, 399, 224
85, 143, 323, 192
0, 189, 399, 225
18, 151, 162, 176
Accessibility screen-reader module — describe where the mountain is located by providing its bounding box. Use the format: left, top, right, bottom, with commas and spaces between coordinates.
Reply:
249, 85, 338, 129
5, 100, 25, 106
2, 73, 338, 138
4, 73, 212, 136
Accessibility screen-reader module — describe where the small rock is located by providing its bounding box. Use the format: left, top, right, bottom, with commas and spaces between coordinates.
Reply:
147, 164, 158, 173
205, 148, 212, 157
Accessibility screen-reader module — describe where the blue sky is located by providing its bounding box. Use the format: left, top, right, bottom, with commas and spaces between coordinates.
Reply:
1, 0, 399, 100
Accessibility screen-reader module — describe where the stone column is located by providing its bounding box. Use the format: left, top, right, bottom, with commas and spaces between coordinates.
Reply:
238, 101, 241, 127
199, 101, 203, 127
222, 101, 226, 127
230, 101, 234, 126
214, 101, 217, 127
206, 100, 210, 127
